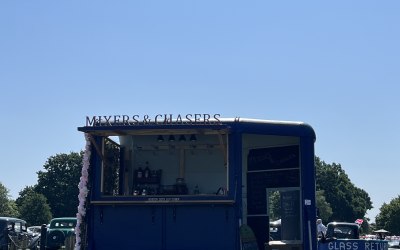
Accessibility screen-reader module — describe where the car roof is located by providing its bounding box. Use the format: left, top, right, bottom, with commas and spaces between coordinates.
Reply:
0, 217, 27, 223
327, 222, 359, 227
50, 217, 76, 221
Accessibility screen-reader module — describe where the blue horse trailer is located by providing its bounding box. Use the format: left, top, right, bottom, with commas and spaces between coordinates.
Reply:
77, 115, 317, 250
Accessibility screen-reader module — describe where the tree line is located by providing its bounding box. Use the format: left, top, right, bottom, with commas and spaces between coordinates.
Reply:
0, 152, 82, 226
0, 152, 399, 234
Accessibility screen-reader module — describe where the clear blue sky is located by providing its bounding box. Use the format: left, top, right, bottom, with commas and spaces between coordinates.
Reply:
1, 1, 399, 223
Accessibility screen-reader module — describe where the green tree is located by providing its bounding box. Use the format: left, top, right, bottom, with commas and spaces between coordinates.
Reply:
0, 182, 20, 217
268, 191, 281, 220
375, 196, 400, 235
35, 152, 83, 218
103, 138, 120, 195
316, 190, 332, 223
15, 186, 36, 207
17, 186, 52, 226
359, 218, 371, 235
315, 157, 372, 222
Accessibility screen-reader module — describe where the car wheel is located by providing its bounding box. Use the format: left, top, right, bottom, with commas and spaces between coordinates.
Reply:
47, 230, 65, 248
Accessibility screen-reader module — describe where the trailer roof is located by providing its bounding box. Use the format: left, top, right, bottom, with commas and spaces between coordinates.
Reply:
78, 117, 316, 139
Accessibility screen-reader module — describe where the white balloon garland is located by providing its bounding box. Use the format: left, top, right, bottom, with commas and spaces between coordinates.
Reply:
74, 133, 91, 250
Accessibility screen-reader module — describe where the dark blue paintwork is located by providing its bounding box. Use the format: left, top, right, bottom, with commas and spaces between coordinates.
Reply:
318, 239, 389, 250
78, 118, 317, 250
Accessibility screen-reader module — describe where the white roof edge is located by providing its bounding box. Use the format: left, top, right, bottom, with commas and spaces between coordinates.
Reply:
81, 118, 308, 127
218, 117, 305, 125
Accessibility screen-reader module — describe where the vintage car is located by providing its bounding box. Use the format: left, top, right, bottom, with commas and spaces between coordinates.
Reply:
269, 219, 281, 241
389, 240, 400, 249
319, 222, 389, 250
0, 217, 29, 250
27, 226, 42, 238
45, 217, 76, 250
325, 222, 360, 239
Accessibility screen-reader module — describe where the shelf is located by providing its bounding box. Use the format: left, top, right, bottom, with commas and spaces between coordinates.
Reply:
135, 177, 161, 184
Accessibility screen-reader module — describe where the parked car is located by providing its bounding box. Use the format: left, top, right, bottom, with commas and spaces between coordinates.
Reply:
325, 222, 360, 239
319, 222, 390, 250
389, 240, 400, 249
0, 217, 29, 250
269, 219, 281, 241
45, 217, 77, 250
27, 226, 42, 238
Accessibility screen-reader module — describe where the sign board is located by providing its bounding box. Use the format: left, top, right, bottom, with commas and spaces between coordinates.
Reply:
281, 190, 300, 240
318, 239, 388, 250
85, 114, 222, 126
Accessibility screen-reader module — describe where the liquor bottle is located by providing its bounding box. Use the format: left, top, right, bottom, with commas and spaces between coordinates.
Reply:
144, 161, 150, 179
194, 185, 200, 195
137, 167, 143, 179
151, 170, 157, 178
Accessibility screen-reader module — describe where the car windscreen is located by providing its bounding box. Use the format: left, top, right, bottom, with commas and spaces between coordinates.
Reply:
51, 221, 76, 228
327, 225, 357, 239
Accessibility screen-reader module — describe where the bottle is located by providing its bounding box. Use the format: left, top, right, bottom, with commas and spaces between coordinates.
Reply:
194, 185, 200, 195
151, 170, 157, 178
137, 167, 143, 179
144, 161, 150, 179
